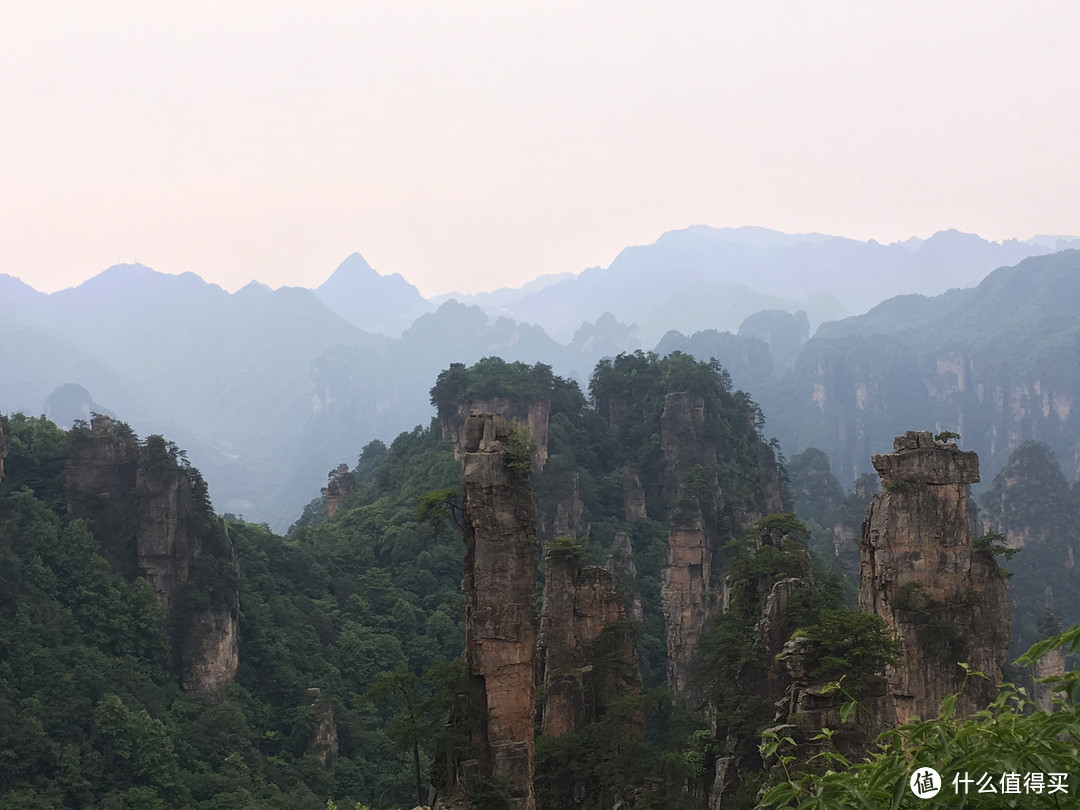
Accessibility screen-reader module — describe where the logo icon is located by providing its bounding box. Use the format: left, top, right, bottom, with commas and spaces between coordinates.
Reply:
911, 767, 942, 799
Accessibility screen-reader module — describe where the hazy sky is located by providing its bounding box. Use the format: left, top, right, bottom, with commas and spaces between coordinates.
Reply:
3, 2, 1078, 297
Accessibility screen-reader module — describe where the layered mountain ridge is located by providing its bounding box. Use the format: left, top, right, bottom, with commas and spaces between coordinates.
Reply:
3, 227, 1079, 530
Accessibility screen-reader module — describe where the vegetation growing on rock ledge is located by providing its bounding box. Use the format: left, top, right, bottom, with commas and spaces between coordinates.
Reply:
760, 624, 1080, 809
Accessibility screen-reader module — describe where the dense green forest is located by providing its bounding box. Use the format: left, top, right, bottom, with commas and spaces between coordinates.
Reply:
0, 412, 468, 808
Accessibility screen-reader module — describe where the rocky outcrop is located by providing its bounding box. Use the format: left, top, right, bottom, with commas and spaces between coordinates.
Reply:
440, 413, 538, 810
757, 442, 786, 516
658, 390, 789, 701
537, 456, 589, 545
859, 431, 1009, 724
662, 505, 718, 698
660, 393, 720, 698
661, 393, 717, 506
621, 464, 647, 521
305, 688, 340, 765
538, 544, 641, 737
767, 636, 892, 770
65, 415, 239, 699
1034, 645, 1066, 712
322, 463, 356, 519
605, 533, 643, 621
444, 398, 550, 470
597, 395, 628, 428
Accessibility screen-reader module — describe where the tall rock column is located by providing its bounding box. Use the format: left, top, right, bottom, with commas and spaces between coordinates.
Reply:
859, 431, 1009, 724
659, 392, 721, 700
538, 544, 641, 737
662, 506, 715, 698
459, 413, 538, 810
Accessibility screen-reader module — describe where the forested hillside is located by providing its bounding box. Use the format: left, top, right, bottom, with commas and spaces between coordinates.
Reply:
0, 413, 465, 808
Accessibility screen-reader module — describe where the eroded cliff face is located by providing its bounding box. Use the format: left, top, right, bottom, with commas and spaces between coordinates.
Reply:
621, 463, 647, 520
659, 391, 785, 700
859, 431, 1009, 724
661, 392, 717, 506
979, 440, 1080, 652
784, 334, 1080, 504
441, 413, 538, 810
322, 463, 356, 519
537, 455, 589, 545
538, 546, 641, 737
662, 506, 717, 698
445, 397, 550, 470
305, 687, 340, 765
766, 636, 892, 773
65, 415, 239, 699
605, 533, 643, 622
1035, 645, 1066, 712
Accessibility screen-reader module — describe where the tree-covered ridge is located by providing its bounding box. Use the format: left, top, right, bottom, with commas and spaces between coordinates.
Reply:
429, 357, 556, 420
588, 350, 779, 518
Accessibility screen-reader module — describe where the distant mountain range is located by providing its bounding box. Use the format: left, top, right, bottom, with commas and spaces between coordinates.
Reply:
2, 226, 1078, 528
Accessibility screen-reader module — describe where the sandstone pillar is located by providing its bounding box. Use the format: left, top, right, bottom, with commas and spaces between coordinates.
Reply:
859, 431, 1009, 723
460, 413, 538, 810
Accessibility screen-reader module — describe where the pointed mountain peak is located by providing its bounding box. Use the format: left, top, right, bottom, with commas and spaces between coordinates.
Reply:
313, 253, 433, 336
321, 252, 378, 286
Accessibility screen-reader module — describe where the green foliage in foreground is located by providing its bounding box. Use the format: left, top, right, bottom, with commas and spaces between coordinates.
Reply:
759, 625, 1080, 808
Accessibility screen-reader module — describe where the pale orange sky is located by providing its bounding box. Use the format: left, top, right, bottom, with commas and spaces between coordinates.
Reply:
2, 1, 1078, 297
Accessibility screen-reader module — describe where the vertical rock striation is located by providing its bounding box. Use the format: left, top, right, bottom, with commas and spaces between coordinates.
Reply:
605, 533, 644, 622
538, 544, 641, 737
453, 413, 539, 810
621, 463, 647, 521
65, 415, 239, 698
660, 393, 719, 699
768, 635, 892, 772
859, 431, 1009, 723
662, 505, 717, 698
